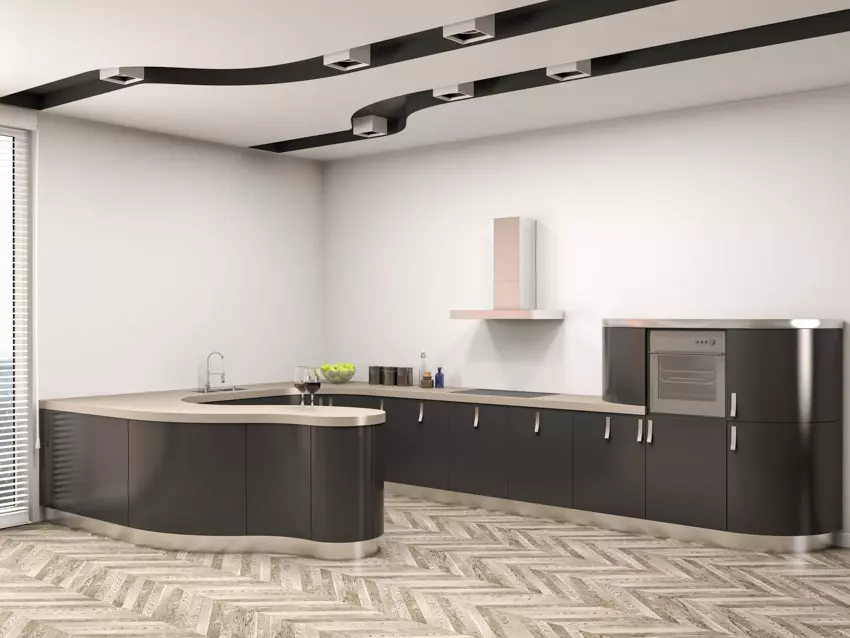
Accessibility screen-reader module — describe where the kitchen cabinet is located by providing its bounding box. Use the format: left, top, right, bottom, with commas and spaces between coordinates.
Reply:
574, 413, 645, 519
603, 327, 647, 406
448, 404, 509, 498
384, 399, 450, 489
645, 415, 726, 530
40, 410, 129, 526
726, 329, 842, 423
129, 421, 247, 536
247, 424, 311, 539
320, 394, 380, 409
727, 420, 842, 536
507, 408, 573, 508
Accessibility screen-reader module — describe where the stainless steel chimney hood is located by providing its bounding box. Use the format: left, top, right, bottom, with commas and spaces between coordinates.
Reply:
450, 217, 565, 321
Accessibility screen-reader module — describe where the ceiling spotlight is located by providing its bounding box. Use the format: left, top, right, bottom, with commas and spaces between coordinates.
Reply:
324, 46, 371, 72
99, 67, 145, 85
352, 115, 388, 138
443, 15, 495, 44
546, 60, 592, 82
433, 82, 475, 102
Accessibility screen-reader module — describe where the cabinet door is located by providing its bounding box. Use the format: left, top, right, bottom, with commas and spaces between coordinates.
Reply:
448, 404, 508, 498
728, 420, 842, 536
247, 424, 311, 539
507, 409, 573, 508
129, 421, 246, 536
726, 329, 842, 423
40, 410, 129, 525
603, 327, 647, 406
574, 413, 645, 519
331, 395, 381, 409
384, 399, 450, 489
645, 415, 726, 530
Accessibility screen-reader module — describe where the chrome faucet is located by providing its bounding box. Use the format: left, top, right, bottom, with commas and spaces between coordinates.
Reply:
205, 351, 226, 392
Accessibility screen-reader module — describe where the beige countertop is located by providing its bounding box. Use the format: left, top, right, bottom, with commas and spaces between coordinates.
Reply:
40, 381, 644, 425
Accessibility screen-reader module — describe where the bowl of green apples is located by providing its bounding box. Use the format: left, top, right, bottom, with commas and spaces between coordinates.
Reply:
320, 363, 356, 384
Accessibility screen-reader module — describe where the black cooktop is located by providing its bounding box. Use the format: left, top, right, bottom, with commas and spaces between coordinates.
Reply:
452, 389, 556, 398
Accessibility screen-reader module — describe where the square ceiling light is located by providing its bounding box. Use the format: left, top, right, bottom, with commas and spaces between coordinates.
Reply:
443, 15, 495, 44
434, 82, 475, 102
99, 67, 145, 85
324, 45, 371, 71
546, 60, 592, 82
353, 115, 388, 138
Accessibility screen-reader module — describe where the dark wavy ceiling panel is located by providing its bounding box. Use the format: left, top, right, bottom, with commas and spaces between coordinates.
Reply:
252, 9, 850, 154
0, 0, 677, 110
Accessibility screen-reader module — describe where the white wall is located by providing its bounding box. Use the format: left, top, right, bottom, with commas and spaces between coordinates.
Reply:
37, 115, 323, 398
323, 85, 850, 393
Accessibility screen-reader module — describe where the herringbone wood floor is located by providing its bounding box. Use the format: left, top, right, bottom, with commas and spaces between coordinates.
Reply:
0, 495, 849, 637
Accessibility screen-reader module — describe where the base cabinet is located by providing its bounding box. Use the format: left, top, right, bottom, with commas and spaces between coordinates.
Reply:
727, 420, 842, 536
448, 404, 509, 498
384, 399, 450, 489
507, 409, 573, 508
645, 415, 726, 530
574, 414, 645, 519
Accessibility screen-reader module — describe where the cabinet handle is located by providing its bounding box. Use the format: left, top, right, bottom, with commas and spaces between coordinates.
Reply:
637, 418, 643, 443
730, 392, 737, 418
534, 411, 540, 434
473, 406, 479, 429
418, 402, 424, 423
379, 399, 384, 411
604, 416, 611, 440
329, 397, 333, 407
647, 419, 654, 444
730, 425, 737, 451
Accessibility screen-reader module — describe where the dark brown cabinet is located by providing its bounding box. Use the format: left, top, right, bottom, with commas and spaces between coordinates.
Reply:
603, 327, 647, 406
507, 408, 573, 508
247, 424, 311, 539
645, 415, 726, 530
448, 404, 509, 498
726, 329, 842, 423
574, 413, 645, 519
727, 420, 842, 536
40, 410, 129, 526
384, 399, 450, 489
129, 421, 247, 536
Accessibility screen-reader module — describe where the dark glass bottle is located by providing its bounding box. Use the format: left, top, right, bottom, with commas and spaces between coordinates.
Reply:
435, 367, 444, 389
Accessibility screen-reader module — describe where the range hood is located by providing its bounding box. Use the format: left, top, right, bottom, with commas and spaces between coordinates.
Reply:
450, 217, 565, 321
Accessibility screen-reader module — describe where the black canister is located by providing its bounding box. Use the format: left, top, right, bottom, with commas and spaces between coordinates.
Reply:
382, 366, 397, 386
396, 367, 414, 386
368, 366, 383, 385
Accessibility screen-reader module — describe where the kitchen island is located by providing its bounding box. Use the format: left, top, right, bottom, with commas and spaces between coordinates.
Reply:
40, 387, 385, 559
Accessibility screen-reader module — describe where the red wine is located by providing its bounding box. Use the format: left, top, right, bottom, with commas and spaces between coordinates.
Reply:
305, 381, 321, 394
294, 382, 307, 392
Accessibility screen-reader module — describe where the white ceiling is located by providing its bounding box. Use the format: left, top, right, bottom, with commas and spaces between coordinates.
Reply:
3, 0, 850, 160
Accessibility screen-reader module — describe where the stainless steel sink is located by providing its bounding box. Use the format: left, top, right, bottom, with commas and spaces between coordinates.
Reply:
190, 386, 248, 394
452, 389, 556, 398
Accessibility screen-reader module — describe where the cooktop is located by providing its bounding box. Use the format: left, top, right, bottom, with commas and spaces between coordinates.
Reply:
452, 389, 556, 398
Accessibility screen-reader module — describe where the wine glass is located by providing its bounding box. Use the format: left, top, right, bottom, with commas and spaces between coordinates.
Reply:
294, 366, 309, 405
305, 368, 322, 406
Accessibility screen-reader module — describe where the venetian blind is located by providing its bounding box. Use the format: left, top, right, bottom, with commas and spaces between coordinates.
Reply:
0, 126, 31, 526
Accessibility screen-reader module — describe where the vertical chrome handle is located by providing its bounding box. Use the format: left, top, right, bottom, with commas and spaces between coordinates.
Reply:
473, 406, 479, 428
637, 418, 643, 443
730, 392, 737, 418
534, 411, 540, 434
418, 402, 424, 423
647, 419, 653, 444
730, 425, 737, 451
379, 399, 384, 411
604, 416, 611, 440
329, 397, 333, 407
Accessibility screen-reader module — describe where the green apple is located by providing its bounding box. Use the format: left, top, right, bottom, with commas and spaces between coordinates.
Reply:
320, 364, 330, 371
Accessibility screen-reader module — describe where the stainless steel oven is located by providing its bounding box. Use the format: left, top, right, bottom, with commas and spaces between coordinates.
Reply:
649, 330, 726, 417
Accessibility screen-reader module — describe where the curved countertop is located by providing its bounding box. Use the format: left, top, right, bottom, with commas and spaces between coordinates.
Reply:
40, 381, 644, 424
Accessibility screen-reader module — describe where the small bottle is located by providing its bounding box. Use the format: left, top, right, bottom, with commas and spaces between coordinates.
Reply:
419, 351, 428, 384
435, 367, 444, 389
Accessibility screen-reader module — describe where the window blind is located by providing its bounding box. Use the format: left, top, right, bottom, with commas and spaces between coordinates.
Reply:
0, 127, 31, 527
